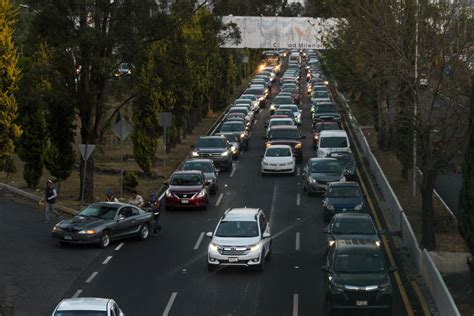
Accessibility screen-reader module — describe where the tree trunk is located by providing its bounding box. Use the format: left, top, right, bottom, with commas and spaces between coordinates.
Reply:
79, 156, 95, 203
420, 167, 437, 250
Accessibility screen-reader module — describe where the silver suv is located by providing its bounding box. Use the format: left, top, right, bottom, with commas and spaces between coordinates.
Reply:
206, 208, 272, 271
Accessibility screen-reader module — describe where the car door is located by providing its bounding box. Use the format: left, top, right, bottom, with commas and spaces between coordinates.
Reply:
114, 206, 138, 238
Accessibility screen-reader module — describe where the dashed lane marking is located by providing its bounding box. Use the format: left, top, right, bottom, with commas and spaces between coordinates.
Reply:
85, 272, 98, 284
229, 165, 237, 177
215, 193, 224, 206
292, 293, 299, 316
114, 242, 124, 251
72, 289, 83, 298
296, 193, 301, 206
296, 167, 300, 176
193, 232, 205, 250
163, 292, 178, 316
295, 232, 300, 251
102, 256, 112, 265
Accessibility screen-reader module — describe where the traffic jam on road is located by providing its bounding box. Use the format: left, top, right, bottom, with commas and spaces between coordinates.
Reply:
51, 49, 404, 316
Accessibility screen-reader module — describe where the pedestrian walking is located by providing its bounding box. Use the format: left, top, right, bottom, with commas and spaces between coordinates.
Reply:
145, 192, 161, 237
43, 179, 59, 223
128, 190, 144, 207
105, 189, 119, 202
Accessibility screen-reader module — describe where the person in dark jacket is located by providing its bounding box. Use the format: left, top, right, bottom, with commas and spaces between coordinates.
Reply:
43, 179, 59, 223
145, 192, 161, 237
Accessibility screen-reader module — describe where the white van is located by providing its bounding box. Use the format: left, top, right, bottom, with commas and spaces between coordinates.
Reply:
317, 130, 351, 157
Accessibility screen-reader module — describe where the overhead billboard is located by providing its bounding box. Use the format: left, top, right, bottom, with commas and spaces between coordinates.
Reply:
221, 16, 337, 49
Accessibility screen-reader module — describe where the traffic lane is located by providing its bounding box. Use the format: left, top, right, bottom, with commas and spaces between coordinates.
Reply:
0, 190, 102, 316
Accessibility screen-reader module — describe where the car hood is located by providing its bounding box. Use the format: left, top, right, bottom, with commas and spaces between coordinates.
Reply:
169, 185, 203, 192
333, 272, 389, 288
326, 197, 363, 208
195, 148, 227, 153
310, 172, 342, 182
58, 215, 107, 230
263, 156, 293, 163
212, 236, 260, 246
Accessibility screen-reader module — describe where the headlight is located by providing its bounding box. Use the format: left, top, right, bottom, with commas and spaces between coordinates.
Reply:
287, 161, 294, 166
208, 242, 219, 252
250, 243, 261, 252
197, 189, 207, 198
192, 151, 199, 157
308, 176, 317, 184
354, 203, 363, 211
221, 151, 229, 157
266, 143, 272, 148
328, 239, 335, 247
295, 143, 302, 149
79, 229, 97, 235
262, 161, 269, 166
325, 202, 335, 211
52, 226, 62, 232
231, 146, 237, 153
375, 240, 381, 247
240, 133, 246, 139
165, 190, 173, 198
379, 279, 391, 292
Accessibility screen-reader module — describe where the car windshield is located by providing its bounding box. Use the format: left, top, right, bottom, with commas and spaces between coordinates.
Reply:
317, 105, 337, 113
196, 138, 226, 148
235, 100, 251, 106
229, 108, 248, 115
79, 204, 118, 220
274, 96, 293, 104
54, 312, 107, 316
327, 186, 361, 198
279, 105, 298, 113
170, 174, 203, 186
266, 147, 291, 157
334, 252, 386, 273
275, 111, 294, 118
246, 88, 264, 95
310, 161, 341, 173
333, 219, 375, 235
269, 129, 299, 140
220, 122, 245, 132
315, 123, 339, 132
182, 162, 214, 173
320, 136, 348, 148
215, 221, 259, 237
222, 134, 238, 142
313, 91, 329, 98
241, 94, 256, 101
269, 120, 292, 127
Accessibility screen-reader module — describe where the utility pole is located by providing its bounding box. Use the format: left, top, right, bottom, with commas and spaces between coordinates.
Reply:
413, 0, 419, 196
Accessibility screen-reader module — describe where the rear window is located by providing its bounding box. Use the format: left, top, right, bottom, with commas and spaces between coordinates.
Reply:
196, 138, 227, 148
182, 162, 214, 173
220, 122, 245, 132
320, 136, 348, 148
269, 120, 293, 127
274, 96, 293, 104
266, 147, 291, 157
269, 129, 299, 140
170, 174, 203, 186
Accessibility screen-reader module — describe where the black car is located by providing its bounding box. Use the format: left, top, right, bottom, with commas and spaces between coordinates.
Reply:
52, 202, 153, 248
191, 136, 233, 171
323, 182, 364, 222
324, 213, 381, 249
322, 240, 395, 314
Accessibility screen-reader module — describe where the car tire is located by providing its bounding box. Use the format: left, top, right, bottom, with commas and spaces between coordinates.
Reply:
138, 223, 150, 240
98, 231, 111, 249
207, 263, 216, 272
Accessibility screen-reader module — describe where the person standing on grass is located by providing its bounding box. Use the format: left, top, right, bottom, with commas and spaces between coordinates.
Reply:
44, 179, 59, 223
128, 190, 144, 207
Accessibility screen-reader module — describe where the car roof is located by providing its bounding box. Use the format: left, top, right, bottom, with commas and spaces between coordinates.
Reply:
319, 130, 348, 137
269, 125, 298, 131
172, 170, 203, 176
223, 208, 260, 221
199, 135, 224, 139
183, 159, 213, 164
266, 144, 292, 149
269, 118, 293, 121
328, 181, 360, 188
308, 157, 338, 163
56, 298, 110, 311
335, 239, 381, 252
334, 212, 372, 220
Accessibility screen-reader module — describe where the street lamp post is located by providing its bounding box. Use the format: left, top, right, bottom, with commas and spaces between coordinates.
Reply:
413, 0, 419, 196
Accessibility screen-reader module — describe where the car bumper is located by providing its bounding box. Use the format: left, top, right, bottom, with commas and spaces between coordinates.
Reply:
52, 231, 101, 244
208, 250, 262, 267
166, 196, 207, 208
329, 292, 392, 310
261, 164, 295, 173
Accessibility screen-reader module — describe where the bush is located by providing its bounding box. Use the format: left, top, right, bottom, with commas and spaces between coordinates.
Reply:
122, 171, 138, 192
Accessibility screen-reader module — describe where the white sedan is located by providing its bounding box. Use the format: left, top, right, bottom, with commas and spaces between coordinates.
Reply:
261, 145, 296, 175
52, 298, 124, 316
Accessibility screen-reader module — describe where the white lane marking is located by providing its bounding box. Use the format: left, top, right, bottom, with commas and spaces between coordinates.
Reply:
72, 289, 83, 298
215, 193, 224, 206
296, 167, 301, 176
292, 293, 299, 316
163, 292, 178, 316
269, 184, 278, 227
102, 256, 113, 265
193, 232, 205, 250
254, 119, 258, 124
85, 272, 98, 283
295, 232, 300, 251
296, 193, 301, 206
115, 242, 124, 251
229, 165, 237, 177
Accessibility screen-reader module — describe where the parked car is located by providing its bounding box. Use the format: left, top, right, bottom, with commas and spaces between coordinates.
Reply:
52, 202, 153, 248
52, 298, 124, 316
164, 170, 209, 210
206, 208, 272, 271
180, 159, 219, 194
302, 158, 345, 195
323, 182, 364, 221
322, 240, 395, 313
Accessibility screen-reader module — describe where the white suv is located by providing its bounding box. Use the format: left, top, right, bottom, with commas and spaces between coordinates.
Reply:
206, 208, 272, 271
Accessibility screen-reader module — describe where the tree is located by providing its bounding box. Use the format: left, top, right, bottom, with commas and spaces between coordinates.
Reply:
0, 0, 21, 171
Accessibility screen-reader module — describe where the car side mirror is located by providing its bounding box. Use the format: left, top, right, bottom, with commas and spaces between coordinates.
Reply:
117, 214, 125, 221
322, 228, 329, 234
262, 232, 271, 239
389, 266, 397, 273
321, 266, 330, 272
205, 232, 213, 238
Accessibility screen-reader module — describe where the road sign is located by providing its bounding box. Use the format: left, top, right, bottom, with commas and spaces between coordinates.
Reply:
78, 144, 96, 161
159, 112, 172, 127
112, 119, 133, 141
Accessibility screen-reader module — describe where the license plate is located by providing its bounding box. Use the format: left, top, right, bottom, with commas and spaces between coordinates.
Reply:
228, 257, 238, 263
356, 301, 368, 306
181, 199, 189, 204
64, 236, 72, 240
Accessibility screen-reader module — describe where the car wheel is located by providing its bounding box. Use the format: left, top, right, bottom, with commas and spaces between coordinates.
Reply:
207, 263, 216, 272
138, 223, 150, 240
98, 231, 111, 249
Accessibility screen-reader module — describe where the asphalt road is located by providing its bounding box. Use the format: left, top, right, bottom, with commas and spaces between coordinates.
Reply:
0, 62, 411, 316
